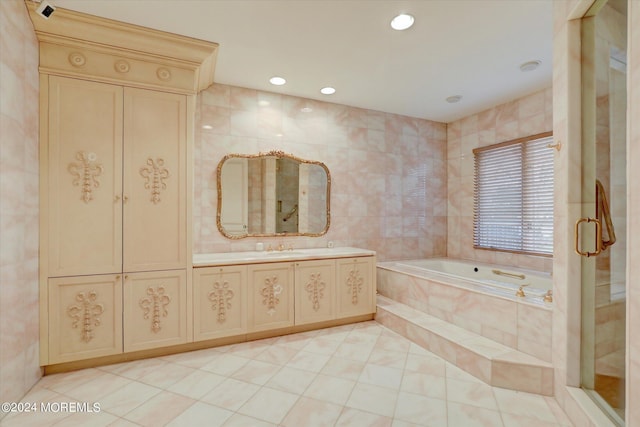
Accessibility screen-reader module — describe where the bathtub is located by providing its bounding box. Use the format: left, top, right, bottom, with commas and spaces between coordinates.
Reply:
379, 257, 552, 303
376, 257, 553, 362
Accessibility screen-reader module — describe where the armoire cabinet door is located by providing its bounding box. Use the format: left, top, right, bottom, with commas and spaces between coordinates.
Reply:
294, 259, 336, 325
48, 274, 123, 364
47, 76, 123, 277
248, 262, 294, 332
193, 265, 247, 341
123, 270, 188, 352
123, 88, 187, 272
336, 257, 376, 317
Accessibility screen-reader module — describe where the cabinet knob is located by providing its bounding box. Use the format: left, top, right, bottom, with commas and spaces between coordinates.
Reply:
123, 195, 129, 203
114, 195, 121, 203
115, 275, 120, 280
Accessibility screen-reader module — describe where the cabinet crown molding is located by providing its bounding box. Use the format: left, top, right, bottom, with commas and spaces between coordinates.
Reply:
26, 1, 218, 94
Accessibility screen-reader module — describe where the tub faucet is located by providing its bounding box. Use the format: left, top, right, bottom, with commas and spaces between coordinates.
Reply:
543, 290, 553, 303
515, 284, 529, 298
277, 243, 285, 251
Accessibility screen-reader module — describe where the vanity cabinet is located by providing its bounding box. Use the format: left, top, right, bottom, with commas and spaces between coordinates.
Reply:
248, 263, 295, 332
294, 259, 336, 325
336, 257, 376, 317
191, 250, 376, 345
193, 266, 247, 341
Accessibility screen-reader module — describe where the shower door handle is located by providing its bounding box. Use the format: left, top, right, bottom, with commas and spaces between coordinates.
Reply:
574, 217, 603, 257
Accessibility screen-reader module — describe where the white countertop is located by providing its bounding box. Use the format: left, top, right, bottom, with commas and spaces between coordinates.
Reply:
193, 247, 376, 267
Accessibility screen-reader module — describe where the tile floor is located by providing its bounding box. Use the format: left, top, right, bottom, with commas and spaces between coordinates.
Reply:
1, 321, 574, 427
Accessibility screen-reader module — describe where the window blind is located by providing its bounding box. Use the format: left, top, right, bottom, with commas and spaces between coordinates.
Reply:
473, 132, 554, 256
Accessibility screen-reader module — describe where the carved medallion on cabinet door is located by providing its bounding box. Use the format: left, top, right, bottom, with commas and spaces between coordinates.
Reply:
123, 270, 187, 353
294, 259, 335, 325
48, 275, 123, 364
346, 267, 364, 305
67, 151, 104, 203
208, 280, 234, 323
261, 276, 283, 315
139, 157, 170, 204
66, 290, 105, 343
305, 273, 326, 311
139, 286, 171, 333
193, 266, 247, 341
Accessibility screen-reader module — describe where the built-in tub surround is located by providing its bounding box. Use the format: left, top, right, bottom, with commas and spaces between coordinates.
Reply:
377, 258, 553, 363
193, 83, 448, 261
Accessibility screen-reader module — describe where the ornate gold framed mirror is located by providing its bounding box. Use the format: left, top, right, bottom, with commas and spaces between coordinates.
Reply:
216, 150, 331, 239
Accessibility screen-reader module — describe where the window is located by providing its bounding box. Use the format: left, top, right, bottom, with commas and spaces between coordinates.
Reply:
473, 132, 554, 256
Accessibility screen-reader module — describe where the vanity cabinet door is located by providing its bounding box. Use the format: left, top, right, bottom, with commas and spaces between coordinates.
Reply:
193, 266, 247, 341
248, 262, 294, 332
294, 259, 336, 325
48, 274, 123, 364
123, 270, 188, 352
336, 257, 376, 317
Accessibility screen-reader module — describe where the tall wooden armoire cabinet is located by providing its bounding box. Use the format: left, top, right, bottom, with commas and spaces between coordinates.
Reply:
26, 2, 218, 366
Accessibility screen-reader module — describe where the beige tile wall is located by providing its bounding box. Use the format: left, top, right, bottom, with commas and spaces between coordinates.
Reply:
0, 0, 41, 415
193, 84, 448, 261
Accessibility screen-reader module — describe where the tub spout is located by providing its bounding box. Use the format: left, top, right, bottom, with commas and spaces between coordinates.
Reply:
543, 290, 553, 303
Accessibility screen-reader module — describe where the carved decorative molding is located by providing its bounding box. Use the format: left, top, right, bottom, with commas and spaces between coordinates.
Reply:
208, 280, 234, 323
68, 52, 86, 67
139, 286, 171, 333
67, 291, 104, 343
26, 2, 218, 94
305, 272, 325, 312
261, 276, 283, 316
156, 67, 172, 82
139, 158, 170, 204
346, 267, 363, 305
68, 151, 103, 203
114, 59, 130, 73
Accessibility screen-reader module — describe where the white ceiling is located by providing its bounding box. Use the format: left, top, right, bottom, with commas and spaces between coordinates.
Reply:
50, 0, 553, 123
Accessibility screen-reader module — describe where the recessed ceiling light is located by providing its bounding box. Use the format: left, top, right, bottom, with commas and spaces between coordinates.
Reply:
269, 76, 286, 85
391, 14, 414, 31
446, 95, 462, 104
520, 60, 541, 72
301, 107, 313, 113
202, 124, 213, 130
320, 87, 336, 95
258, 100, 270, 107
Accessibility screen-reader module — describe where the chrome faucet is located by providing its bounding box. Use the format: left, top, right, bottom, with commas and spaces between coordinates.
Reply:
277, 243, 286, 252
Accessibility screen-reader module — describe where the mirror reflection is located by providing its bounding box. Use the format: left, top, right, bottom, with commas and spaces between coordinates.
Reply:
217, 151, 330, 239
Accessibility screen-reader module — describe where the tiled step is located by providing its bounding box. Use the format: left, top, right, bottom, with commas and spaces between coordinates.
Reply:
376, 295, 554, 396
